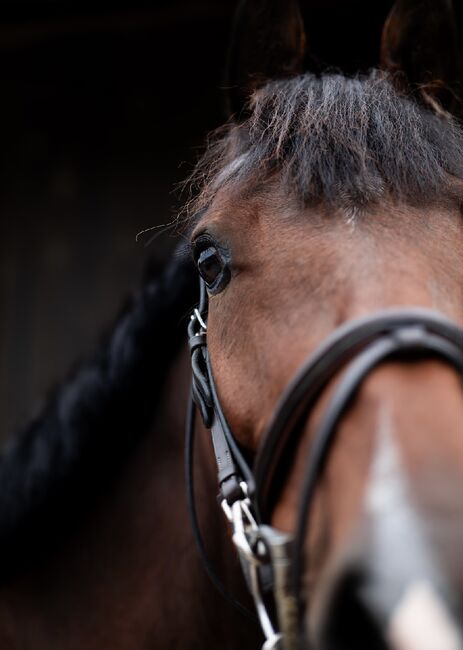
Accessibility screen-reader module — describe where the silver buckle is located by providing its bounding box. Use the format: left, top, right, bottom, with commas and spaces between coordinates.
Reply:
221, 483, 283, 649
192, 308, 208, 333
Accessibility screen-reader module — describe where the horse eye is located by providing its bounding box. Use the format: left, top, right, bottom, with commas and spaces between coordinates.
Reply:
197, 246, 225, 288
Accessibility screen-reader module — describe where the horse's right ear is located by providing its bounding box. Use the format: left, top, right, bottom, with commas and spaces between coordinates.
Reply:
380, 0, 462, 115
225, 0, 306, 119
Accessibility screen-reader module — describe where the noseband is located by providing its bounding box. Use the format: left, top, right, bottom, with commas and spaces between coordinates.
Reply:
186, 278, 463, 650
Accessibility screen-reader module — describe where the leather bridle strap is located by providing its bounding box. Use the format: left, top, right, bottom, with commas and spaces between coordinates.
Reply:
186, 280, 275, 640
253, 309, 463, 519
187, 280, 254, 506
206, 353, 256, 501
252, 309, 463, 633
292, 327, 463, 611
185, 285, 260, 625
184, 395, 258, 622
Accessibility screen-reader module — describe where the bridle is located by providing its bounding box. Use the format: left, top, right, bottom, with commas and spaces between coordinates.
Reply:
186, 277, 463, 650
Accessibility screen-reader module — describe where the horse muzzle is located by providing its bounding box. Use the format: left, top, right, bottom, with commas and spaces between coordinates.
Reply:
310, 537, 463, 650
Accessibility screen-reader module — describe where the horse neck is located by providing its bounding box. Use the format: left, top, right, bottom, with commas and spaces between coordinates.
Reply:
0, 344, 260, 650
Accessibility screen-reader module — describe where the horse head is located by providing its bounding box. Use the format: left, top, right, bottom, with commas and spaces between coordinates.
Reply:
186, 1, 463, 648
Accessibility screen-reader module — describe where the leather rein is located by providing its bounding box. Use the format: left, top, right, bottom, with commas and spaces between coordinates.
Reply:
186, 278, 463, 650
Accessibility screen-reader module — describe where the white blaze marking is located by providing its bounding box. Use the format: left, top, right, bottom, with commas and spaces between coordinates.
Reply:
362, 406, 463, 649
388, 580, 462, 650
365, 404, 405, 517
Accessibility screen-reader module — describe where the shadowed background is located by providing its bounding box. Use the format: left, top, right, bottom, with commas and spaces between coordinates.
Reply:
1, 0, 462, 439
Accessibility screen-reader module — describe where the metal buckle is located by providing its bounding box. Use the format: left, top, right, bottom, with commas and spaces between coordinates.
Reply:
222, 493, 263, 562
221, 483, 283, 650
192, 308, 208, 334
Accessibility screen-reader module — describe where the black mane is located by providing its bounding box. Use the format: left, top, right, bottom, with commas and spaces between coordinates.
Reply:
0, 250, 197, 573
189, 71, 463, 215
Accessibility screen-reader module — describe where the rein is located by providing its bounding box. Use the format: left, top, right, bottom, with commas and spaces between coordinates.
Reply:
186, 279, 463, 650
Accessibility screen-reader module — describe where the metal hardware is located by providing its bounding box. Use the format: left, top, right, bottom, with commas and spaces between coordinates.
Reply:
249, 559, 283, 648
221, 483, 263, 562
221, 483, 282, 649
262, 636, 284, 650
193, 308, 208, 333
259, 526, 299, 650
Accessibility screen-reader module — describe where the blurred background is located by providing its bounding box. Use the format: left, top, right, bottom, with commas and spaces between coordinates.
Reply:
1, 0, 462, 440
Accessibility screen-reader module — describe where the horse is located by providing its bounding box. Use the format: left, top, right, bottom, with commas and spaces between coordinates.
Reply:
1, 0, 463, 647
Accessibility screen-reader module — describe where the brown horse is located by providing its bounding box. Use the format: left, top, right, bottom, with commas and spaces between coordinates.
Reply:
1, 0, 463, 648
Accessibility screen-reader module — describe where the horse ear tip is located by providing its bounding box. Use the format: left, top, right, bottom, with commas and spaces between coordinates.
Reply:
379, 0, 462, 115
223, 0, 306, 120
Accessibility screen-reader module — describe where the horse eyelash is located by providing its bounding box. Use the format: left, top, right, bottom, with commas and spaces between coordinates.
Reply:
190, 233, 216, 260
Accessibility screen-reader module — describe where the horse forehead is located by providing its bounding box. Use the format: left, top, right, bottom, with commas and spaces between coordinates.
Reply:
194, 182, 317, 236
199, 189, 463, 234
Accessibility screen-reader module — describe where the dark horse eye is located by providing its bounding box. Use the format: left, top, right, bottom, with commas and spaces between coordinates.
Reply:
197, 246, 226, 288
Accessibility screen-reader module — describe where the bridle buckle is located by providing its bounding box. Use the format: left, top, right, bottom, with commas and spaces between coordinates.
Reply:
221, 483, 266, 564
221, 483, 284, 649
192, 308, 208, 334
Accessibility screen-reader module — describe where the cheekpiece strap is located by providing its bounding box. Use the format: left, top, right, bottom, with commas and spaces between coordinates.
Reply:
188, 280, 247, 505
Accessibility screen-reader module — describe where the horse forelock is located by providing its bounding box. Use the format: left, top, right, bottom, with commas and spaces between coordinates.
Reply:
187, 71, 463, 221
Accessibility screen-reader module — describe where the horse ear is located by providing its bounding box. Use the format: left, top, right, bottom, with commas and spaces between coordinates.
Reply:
380, 0, 462, 114
225, 0, 306, 118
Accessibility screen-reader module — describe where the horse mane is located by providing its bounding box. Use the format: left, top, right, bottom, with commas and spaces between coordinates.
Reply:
0, 248, 197, 574
188, 71, 463, 217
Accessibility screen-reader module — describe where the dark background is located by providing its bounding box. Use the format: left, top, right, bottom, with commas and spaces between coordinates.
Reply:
1, 0, 462, 439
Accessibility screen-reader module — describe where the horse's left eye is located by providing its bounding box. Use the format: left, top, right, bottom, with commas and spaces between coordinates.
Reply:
197, 246, 225, 288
